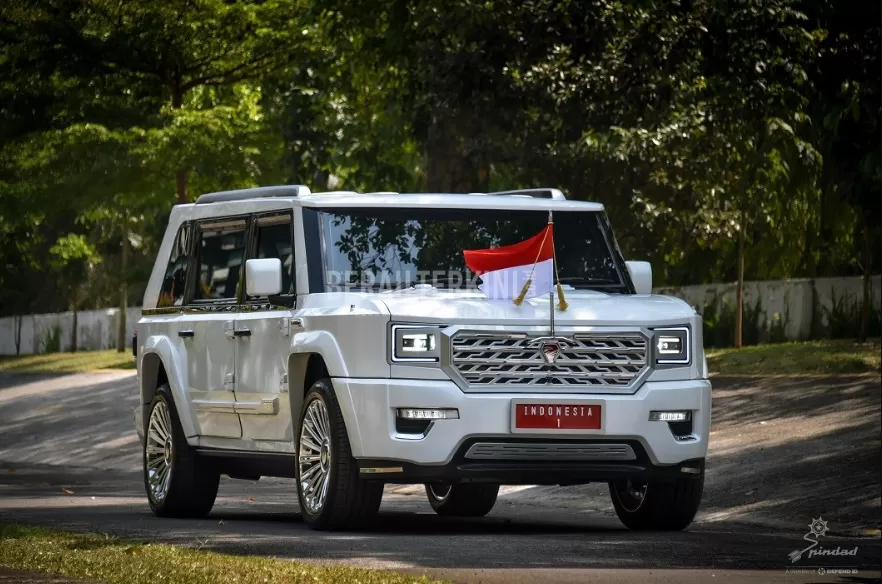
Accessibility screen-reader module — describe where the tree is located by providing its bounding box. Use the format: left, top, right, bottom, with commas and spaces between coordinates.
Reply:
49, 233, 102, 352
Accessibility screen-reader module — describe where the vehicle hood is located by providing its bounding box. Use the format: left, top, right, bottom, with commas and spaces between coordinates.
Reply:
373, 288, 697, 327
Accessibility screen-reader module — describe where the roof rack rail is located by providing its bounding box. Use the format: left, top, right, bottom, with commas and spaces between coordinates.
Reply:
488, 188, 566, 200
194, 185, 311, 205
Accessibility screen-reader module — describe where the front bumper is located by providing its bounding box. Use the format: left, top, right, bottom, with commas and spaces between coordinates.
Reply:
332, 377, 712, 478
356, 440, 705, 485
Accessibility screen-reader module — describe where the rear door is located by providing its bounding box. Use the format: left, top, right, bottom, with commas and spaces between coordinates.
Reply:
185, 217, 249, 439
233, 211, 296, 442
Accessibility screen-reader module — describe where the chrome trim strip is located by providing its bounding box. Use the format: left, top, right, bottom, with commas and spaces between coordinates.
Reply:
192, 397, 279, 415
464, 442, 637, 461
360, 466, 404, 474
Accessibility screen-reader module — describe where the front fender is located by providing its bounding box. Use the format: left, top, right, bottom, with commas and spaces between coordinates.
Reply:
140, 335, 198, 438
290, 330, 348, 377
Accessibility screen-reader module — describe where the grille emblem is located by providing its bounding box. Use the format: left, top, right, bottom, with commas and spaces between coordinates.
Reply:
540, 342, 561, 364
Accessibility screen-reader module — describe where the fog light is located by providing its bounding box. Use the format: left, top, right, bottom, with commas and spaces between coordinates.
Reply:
397, 408, 459, 420
649, 410, 691, 422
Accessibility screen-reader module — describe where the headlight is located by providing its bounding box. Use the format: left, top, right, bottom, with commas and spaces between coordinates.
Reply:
391, 324, 442, 363
653, 326, 690, 365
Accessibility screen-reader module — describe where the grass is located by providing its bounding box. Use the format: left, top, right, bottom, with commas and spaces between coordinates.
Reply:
707, 339, 881, 376
0, 349, 136, 373
0, 523, 442, 584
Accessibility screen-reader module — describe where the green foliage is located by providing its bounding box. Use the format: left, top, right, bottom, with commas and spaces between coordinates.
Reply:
0, 0, 878, 318
821, 290, 882, 340
39, 321, 62, 354
701, 295, 765, 348
768, 307, 791, 344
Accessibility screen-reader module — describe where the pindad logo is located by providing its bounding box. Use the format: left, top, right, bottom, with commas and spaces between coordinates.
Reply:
787, 517, 859, 564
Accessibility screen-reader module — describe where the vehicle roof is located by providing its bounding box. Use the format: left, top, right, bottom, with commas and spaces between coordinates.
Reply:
299, 192, 604, 211
180, 188, 605, 215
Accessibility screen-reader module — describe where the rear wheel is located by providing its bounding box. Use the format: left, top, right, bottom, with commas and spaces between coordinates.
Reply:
296, 379, 383, 530
608, 477, 703, 531
425, 483, 499, 517
144, 385, 219, 517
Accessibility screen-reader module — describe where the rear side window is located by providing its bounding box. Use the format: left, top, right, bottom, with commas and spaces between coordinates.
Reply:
195, 219, 248, 301
158, 223, 191, 307
254, 214, 294, 295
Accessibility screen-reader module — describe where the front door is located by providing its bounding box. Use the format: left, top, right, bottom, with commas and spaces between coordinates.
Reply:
234, 212, 296, 442
186, 217, 249, 439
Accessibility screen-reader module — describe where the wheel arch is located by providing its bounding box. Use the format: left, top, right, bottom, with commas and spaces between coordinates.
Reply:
287, 347, 364, 455
139, 338, 198, 438
287, 352, 330, 444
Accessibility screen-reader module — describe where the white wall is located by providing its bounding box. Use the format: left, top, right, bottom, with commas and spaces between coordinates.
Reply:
0, 307, 142, 355
655, 275, 881, 341
0, 275, 879, 355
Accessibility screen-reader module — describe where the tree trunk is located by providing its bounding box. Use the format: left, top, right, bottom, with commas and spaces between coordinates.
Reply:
425, 115, 479, 193
172, 85, 189, 204
14, 315, 21, 355
70, 292, 78, 353
859, 216, 872, 342
735, 206, 746, 349
117, 218, 129, 353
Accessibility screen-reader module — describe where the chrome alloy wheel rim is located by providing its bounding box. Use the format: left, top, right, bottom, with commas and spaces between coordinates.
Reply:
145, 401, 173, 502
614, 479, 648, 512
298, 399, 332, 515
429, 484, 452, 502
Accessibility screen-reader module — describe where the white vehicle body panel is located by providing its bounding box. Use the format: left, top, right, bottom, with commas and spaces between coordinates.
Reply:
134, 187, 711, 488
234, 309, 293, 442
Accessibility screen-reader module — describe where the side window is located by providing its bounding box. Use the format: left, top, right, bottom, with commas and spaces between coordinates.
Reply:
158, 223, 191, 307
194, 219, 248, 301
254, 214, 294, 296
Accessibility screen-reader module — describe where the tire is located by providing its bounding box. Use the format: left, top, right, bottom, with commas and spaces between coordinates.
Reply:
608, 477, 703, 531
296, 379, 383, 530
143, 384, 219, 518
424, 483, 499, 517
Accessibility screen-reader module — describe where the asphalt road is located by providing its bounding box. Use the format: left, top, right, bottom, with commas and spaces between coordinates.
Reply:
0, 371, 879, 584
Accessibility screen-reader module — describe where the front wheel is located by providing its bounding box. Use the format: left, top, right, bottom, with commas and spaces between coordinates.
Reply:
608, 477, 703, 531
425, 483, 499, 517
296, 379, 383, 530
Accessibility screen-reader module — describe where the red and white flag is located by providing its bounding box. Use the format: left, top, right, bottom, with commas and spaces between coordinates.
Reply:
464, 225, 554, 301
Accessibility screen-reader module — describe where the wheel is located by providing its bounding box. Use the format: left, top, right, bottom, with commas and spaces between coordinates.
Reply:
424, 483, 499, 517
608, 477, 703, 531
296, 379, 383, 530
143, 384, 219, 517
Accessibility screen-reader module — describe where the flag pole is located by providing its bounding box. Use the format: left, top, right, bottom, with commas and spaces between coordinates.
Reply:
549, 211, 555, 336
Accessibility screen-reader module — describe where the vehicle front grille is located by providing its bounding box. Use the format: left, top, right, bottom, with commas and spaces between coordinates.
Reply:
464, 442, 637, 461
450, 332, 648, 391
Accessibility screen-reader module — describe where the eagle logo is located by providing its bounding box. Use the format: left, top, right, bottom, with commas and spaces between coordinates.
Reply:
540, 342, 561, 364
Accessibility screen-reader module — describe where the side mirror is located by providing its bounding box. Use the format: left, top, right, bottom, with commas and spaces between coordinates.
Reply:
626, 261, 652, 295
245, 258, 283, 297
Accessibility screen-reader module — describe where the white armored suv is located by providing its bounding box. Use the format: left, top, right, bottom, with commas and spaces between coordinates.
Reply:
134, 185, 711, 531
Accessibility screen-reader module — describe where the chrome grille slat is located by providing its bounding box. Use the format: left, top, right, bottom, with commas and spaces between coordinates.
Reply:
464, 442, 637, 461
451, 331, 648, 390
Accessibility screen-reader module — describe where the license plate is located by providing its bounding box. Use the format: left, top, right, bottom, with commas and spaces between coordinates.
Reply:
514, 403, 602, 430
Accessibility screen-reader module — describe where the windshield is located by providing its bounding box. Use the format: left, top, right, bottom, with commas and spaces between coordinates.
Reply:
318, 207, 631, 293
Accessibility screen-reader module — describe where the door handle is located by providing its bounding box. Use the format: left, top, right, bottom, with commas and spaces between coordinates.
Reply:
233, 328, 251, 337
178, 330, 195, 338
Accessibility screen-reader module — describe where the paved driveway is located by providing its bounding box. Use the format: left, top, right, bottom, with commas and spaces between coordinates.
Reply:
0, 371, 879, 583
